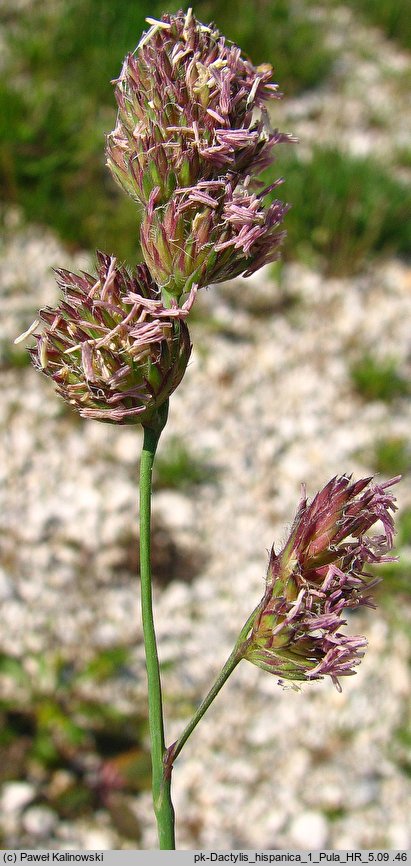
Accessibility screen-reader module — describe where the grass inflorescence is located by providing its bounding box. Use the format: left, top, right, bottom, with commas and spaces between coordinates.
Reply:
0, 0, 331, 261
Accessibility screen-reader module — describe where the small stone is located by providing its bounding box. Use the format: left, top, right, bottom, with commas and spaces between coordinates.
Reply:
289, 811, 329, 848
80, 827, 115, 850
22, 805, 58, 837
0, 781, 36, 814
112, 430, 140, 464
387, 823, 410, 849
318, 783, 344, 810
354, 778, 379, 807
0, 569, 13, 601
152, 491, 193, 531
47, 770, 75, 799
93, 621, 121, 647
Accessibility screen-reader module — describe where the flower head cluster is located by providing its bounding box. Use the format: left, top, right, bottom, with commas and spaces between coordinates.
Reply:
23, 10, 291, 424
107, 9, 289, 204
28, 252, 192, 425
244, 475, 399, 689
106, 8, 293, 299
140, 179, 288, 296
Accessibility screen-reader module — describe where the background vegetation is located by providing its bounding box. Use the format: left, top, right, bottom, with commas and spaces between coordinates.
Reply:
338, 0, 411, 50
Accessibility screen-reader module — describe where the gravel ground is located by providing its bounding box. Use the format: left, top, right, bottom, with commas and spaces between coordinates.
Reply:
1, 2, 411, 852
1, 220, 411, 849
281, 4, 411, 170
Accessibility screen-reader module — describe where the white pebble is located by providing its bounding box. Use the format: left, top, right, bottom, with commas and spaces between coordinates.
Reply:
289, 811, 329, 848
0, 782, 35, 814
0, 569, 13, 601
80, 828, 116, 850
152, 490, 193, 530
22, 805, 57, 837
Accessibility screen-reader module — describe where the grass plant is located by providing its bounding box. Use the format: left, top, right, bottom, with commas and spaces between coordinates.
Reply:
350, 354, 410, 402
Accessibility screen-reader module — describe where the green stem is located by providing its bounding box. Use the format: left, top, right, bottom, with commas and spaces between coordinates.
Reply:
166, 603, 261, 769
139, 402, 175, 849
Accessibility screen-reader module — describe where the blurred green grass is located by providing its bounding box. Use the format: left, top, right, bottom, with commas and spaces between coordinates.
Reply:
371, 437, 411, 477
268, 147, 411, 276
338, 0, 411, 51
350, 354, 410, 402
154, 435, 218, 490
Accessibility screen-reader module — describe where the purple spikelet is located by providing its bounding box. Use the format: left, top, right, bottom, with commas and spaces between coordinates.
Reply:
106, 10, 292, 205
28, 253, 192, 425
244, 475, 400, 689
